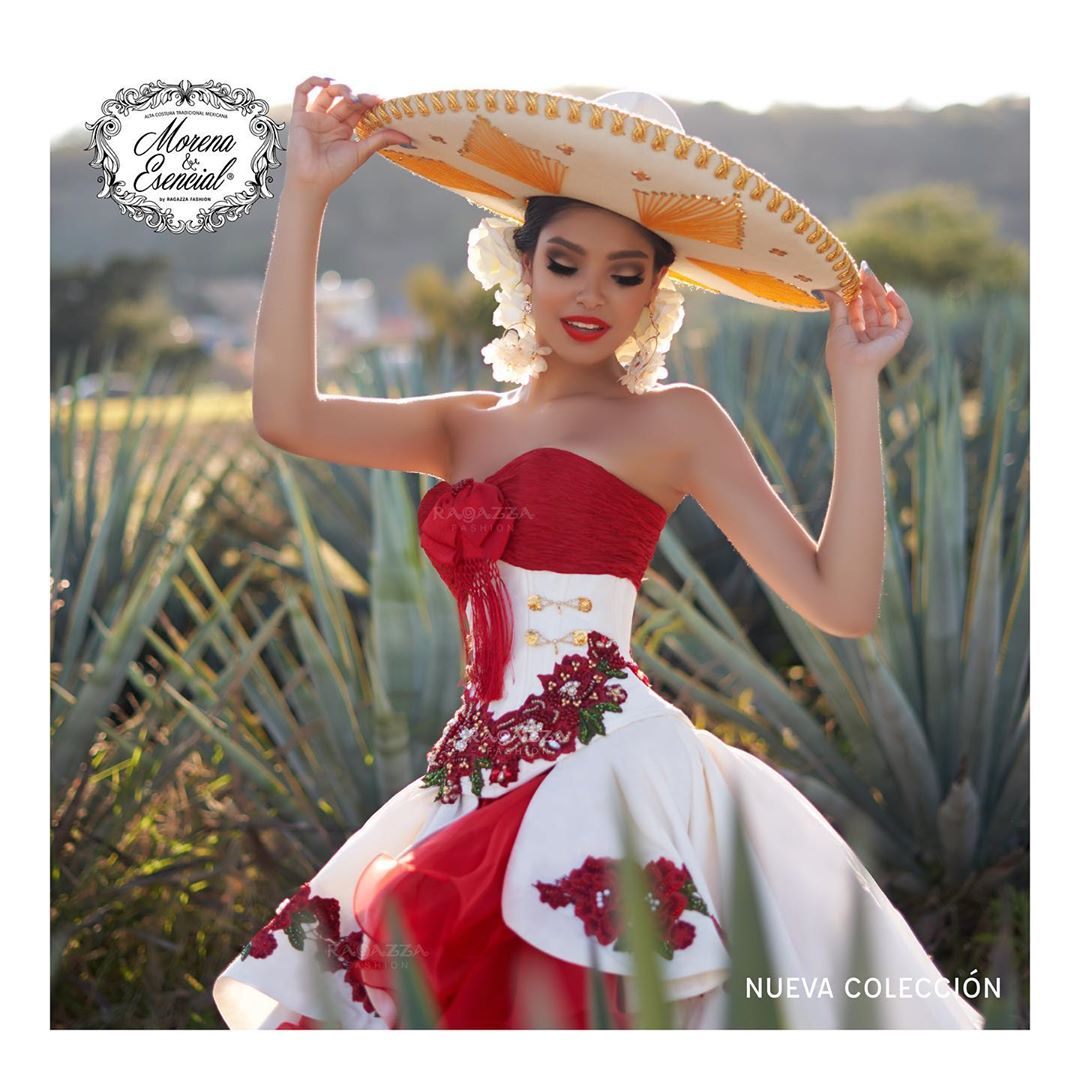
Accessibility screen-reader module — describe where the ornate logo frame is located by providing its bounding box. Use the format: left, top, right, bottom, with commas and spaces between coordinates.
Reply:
85, 79, 286, 234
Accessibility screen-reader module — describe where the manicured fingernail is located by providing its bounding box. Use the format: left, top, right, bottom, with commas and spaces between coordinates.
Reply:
860, 258, 870, 273
884, 281, 895, 292
811, 289, 825, 301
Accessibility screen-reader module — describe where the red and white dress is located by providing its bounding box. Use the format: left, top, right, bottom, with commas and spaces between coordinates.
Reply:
212, 447, 985, 1030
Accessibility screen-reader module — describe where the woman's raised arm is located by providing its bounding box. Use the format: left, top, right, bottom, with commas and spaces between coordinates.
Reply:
252, 76, 459, 478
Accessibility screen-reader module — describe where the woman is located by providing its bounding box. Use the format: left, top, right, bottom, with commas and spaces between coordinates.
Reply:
212, 77, 984, 1030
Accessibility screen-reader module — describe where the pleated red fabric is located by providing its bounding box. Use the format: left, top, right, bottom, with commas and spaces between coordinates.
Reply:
417, 446, 669, 704
352, 767, 633, 1029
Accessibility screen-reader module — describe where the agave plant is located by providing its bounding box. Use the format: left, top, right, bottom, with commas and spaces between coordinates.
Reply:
637, 289, 1028, 970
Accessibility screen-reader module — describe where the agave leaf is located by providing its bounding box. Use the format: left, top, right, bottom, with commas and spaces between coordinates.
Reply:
274, 452, 362, 691
960, 365, 1007, 799
382, 894, 438, 1029
723, 784, 785, 1029
50, 525, 198, 798
936, 773, 981, 888
917, 359, 966, 779
611, 783, 672, 1029
853, 634, 940, 846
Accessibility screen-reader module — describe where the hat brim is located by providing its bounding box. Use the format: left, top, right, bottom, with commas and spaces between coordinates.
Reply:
354, 88, 860, 312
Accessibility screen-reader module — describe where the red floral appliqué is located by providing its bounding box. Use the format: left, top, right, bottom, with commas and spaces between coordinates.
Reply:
420, 630, 646, 804
239, 881, 379, 1017
534, 855, 725, 961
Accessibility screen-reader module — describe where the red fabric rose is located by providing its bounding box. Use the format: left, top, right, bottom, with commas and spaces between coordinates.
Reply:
418, 479, 513, 570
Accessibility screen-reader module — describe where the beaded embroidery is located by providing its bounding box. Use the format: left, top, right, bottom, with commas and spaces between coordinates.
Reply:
239, 881, 379, 1017
420, 630, 647, 805
535, 855, 725, 961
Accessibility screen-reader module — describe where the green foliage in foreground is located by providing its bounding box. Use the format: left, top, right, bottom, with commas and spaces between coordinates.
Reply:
50, 287, 1026, 1028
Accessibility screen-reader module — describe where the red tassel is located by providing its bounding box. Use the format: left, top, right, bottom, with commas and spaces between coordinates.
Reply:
449, 556, 514, 702
418, 478, 516, 702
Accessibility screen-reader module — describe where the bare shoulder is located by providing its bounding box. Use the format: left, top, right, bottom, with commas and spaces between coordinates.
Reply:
642, 381, 723, 450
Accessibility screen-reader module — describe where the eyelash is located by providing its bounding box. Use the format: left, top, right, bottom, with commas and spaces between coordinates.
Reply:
546, 260, 644, 287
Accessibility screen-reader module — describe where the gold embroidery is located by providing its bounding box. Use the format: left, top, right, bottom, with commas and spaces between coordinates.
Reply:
525, 92, 540, 116
484, 90, 498, 112
770, 248, 788, 257
545, 95, 560, 119
504, 91, 519, 114
631, 117, 648, 143
556, 144, 575, 156
446, 91, 462, 113
430, 93, 446, 115
686, 258, 827, 308
610, 112, 626, 137
632, 170, 650, 181
567, 100, 583, 124
380, 150, 514, 199
459, 115, 567, 194
695, 146, 715, 170
635, 190, 745, 248
750, 176, 770, 201
465, 90, 480, 112
674, 135, 695, 161
589, 104, 607, 129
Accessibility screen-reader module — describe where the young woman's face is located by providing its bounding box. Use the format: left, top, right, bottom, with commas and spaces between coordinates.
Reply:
520, 204, 666, 363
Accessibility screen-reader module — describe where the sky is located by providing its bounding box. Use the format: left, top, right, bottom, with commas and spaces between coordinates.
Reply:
49, 3, 1029, 146
7, 0, 1073, 1063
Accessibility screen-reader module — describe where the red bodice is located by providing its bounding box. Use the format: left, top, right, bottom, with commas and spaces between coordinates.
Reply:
417, 446, 670, 702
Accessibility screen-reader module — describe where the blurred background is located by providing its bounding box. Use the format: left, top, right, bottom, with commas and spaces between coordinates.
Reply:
48, 14, 1030, 1034
50, 88, 1028, 397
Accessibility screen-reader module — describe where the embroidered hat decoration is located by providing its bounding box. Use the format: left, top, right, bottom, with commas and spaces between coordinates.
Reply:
352, 86, 861, 312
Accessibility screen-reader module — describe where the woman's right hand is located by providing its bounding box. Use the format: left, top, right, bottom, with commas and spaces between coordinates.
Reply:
284, 75, 413, 199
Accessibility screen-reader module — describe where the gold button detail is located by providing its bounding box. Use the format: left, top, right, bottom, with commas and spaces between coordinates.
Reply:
524, 628, 590, 656
525, 593, 593, 614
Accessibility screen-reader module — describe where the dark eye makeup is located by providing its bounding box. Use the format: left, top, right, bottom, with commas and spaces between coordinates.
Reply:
546, 259, 645, 287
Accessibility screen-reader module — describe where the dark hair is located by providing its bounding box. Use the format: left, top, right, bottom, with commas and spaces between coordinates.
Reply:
511, 195, 676, 277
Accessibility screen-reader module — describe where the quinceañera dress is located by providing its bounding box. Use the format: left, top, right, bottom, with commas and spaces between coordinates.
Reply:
213, 447, 985, 1030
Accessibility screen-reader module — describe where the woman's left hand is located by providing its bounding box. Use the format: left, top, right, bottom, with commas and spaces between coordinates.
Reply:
818, 263, 912, 380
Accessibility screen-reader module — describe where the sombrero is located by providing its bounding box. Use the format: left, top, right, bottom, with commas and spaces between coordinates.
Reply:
352, 87, 860, 312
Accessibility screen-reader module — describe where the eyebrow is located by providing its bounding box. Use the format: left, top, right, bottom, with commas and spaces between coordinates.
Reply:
545, 236, 648, 260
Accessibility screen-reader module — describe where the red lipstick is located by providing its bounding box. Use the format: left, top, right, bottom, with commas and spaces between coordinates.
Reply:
560, 317, 610, 342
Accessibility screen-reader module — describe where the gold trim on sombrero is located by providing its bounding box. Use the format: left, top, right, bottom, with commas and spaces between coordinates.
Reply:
379, 149, 514, 200
354, 88, 860, 307
686, 259, 827, 309
459, 116, 567, 194
634, 190, 745, 249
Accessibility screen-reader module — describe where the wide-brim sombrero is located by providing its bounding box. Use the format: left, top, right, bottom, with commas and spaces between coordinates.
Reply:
352, 87, 860, 312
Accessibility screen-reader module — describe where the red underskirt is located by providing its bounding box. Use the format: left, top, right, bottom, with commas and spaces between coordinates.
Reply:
351, 768, 633, 1029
